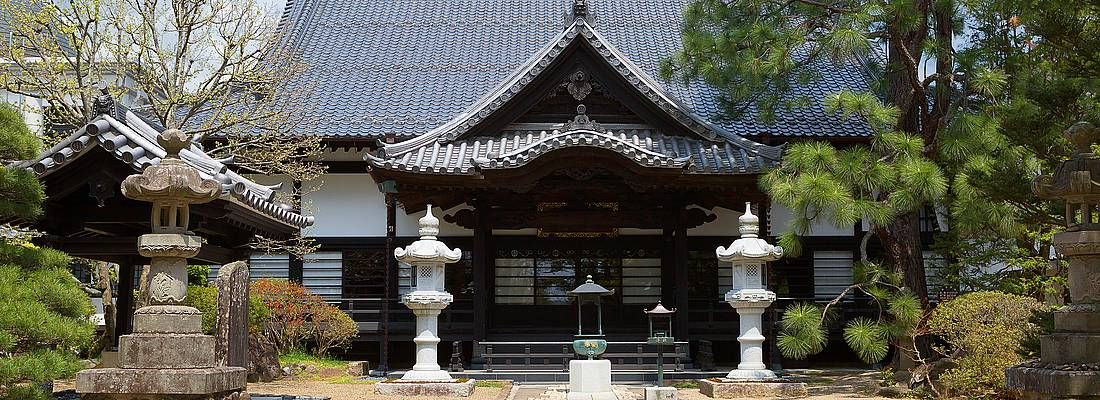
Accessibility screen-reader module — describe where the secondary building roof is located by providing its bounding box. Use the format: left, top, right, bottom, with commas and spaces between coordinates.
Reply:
279, 0, 876, 140
17, 100, 314, 231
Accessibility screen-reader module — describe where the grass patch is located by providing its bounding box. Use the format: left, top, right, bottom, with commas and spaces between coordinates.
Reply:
475, 380, 507, 388
670, 380, 698, 389
279, 351, 347, 369
326, 376, 378, 385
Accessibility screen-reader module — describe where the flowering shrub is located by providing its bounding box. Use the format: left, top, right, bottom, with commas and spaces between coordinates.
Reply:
252, 279, 357, 356
928, 291, 1043, 397
252, 279, 317, 354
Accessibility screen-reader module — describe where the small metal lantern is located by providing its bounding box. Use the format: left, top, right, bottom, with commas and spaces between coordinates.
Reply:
569, 275, 613, 359
644, 301, 676, 386
644, 301, 676, 345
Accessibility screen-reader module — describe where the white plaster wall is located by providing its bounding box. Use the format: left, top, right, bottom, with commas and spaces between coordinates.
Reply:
302, 173, 388, 237
769, 201, 854, 237
398, 203, 473, 237
303, 173, 471, 237
687, 206, 742, 236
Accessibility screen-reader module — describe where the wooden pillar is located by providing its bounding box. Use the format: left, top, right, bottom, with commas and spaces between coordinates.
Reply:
661, 225, 676, 306
472, 199, 489, 341
673, 205, 690, 338
380, 192, 396, 373
289, 180, 304, 283
113, 261, 137, 347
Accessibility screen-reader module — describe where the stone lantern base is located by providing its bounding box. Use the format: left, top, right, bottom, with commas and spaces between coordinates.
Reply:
375, 379, 477, 397
697, 378, 807, 399
76, 366, 247, 400
1006, 363, 1100, 399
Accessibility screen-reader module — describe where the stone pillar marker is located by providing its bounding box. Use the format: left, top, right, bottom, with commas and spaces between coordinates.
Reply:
1007, 122, 1100, 399
76, 129, 247, 399
699, 203, 806, 398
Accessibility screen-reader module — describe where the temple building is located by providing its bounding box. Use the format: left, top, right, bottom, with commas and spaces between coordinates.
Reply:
22, 0, 944, 375
258, 0, 941, 373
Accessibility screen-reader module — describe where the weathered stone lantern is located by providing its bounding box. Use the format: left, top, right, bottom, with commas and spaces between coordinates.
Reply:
1007, 122, 1100, 399
567, 276, 616, 400
644, 302, 676, 387
76, 129, 246, 400
716, 202, 783, 380
394, 205, 462, 382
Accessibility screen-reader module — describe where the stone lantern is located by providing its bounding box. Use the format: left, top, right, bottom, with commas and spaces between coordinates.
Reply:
76, 129, 246, 399
1007, 122, 1100, 399
644, 302, 676, 387
394, 205, 462, 382
567, 276, 616, 400
716, 202, 783, 380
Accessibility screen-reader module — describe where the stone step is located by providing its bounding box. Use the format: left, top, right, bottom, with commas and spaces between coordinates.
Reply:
393, 369, 727, 383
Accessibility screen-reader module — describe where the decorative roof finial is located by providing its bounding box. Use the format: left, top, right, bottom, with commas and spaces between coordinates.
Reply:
565, 0, 595, 26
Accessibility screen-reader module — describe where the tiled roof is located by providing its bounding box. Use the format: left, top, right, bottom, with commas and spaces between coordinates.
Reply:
280, 0, 876, 139
17, 104, 314, 229
367, 127, 776, 175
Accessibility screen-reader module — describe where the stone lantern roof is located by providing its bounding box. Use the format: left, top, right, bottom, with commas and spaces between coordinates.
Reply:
394, 205, 462, 264
716, 203, 784, 262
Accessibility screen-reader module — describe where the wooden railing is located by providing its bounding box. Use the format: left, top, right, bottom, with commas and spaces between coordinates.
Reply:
474, 341, 690, 372
330, 297, 475, 335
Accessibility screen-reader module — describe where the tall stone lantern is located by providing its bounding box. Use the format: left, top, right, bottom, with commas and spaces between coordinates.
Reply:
716, 202, 783, 380
76, 129, 246, 399
395, 205, 462, 381
1007, 122, 1100, 399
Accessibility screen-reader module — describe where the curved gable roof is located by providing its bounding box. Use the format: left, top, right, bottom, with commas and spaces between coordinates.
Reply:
17, 105, 314, 231
279, 0, 875, 139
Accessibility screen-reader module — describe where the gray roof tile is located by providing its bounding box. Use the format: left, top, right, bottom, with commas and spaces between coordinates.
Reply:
281, 0, 875, 139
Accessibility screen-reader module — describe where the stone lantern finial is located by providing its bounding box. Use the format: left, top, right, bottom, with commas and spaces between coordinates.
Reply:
738, 202, 759, 238
158, 128, 191, 158
418, 204, 440, 239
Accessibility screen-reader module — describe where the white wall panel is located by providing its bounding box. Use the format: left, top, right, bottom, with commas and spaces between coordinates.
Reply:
398, 204, 472, 237
246, 253, 290, 280
814, 251, 854, 300
303, 251, 342, 300
688, 206, 742, 236
770, 201, 855, 237
303, 174, 387, 237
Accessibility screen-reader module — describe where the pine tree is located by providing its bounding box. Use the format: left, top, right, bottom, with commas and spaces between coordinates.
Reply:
658, 0, 1097, 367
0, 103, 94, 400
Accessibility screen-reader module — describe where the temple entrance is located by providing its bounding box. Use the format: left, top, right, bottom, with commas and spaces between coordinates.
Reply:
488, 236, 661, 340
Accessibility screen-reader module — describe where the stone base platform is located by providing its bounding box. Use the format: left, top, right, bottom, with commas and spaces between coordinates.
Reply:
374, 379, 477, 397
698, 378, 808, 398
644, 386, 677, 400
1006, 364, 1100, 399
76, 366, 246, 399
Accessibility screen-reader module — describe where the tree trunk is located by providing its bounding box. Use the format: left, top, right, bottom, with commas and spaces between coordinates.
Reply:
874, 211, 929, 306
92, 261, 115, 355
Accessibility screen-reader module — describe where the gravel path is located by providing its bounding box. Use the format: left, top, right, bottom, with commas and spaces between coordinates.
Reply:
246, 380, 508, 400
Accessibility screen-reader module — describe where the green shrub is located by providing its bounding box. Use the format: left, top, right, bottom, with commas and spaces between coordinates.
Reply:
187, 265, 211, 286
184, 283, 272, 335
185, 285, 218, 334
928, 291, 1043, 397
312, 304, 358, 357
